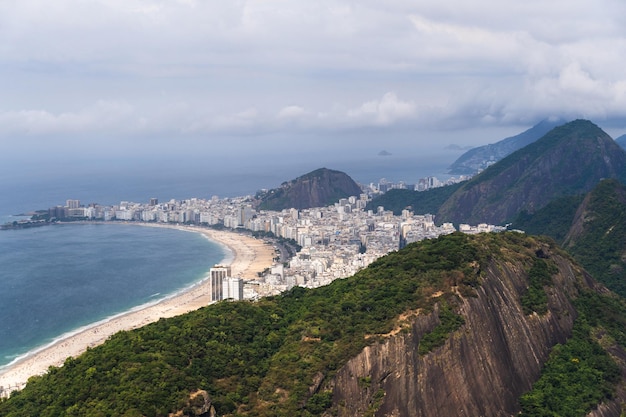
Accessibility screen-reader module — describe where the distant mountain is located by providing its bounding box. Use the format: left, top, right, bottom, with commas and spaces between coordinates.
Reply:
365, 182, 464, 215
437, 120, 626, 225
616, 134, 626, 150
256, 168, 362, 211
513, 179, 626, 298
447, 119, 566, 175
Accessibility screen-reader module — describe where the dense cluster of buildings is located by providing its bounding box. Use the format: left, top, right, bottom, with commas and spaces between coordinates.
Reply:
48, 180, 505, 300
367, 175, 470, 193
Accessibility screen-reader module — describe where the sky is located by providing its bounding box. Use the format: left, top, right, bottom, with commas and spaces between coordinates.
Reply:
1, 0, 626, 168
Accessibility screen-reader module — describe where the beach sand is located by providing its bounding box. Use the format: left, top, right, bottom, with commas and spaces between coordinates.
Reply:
0, 225, 275, 395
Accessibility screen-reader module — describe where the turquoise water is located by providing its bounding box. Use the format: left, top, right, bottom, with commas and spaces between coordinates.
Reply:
0, 223, 224, 369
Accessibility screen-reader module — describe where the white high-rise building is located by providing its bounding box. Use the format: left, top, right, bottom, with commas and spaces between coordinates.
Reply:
223, 277, 244, 301
209, 265, 231, 302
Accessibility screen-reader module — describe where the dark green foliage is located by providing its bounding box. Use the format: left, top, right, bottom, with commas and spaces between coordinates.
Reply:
3, 232, 622, 417
519, 292, 624, 417
418, 303, 465, 355
520, 258, 557, 315
0, 232, 493, 417
511, 179, 626, 299
305, 391, 333, 414
564, 179, 626, 298
512, 195, 585, 242
365, 182, 463, 216
437, 119, 626, 225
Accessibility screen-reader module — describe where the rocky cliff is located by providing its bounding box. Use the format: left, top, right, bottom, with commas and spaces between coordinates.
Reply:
328, 237, 624, 417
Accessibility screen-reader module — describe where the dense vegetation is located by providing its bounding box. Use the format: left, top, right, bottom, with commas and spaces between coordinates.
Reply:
513, 179, 626, 299
512, 195, 584, 242
520, 258, 557, 315
564, 179, 626, 298
437, 120, 626, 225
0, 233, 490, 417
519, 291, 626, 416
417, 302, 465, 355
365, 182, 463, 215
2, 232, 625, 416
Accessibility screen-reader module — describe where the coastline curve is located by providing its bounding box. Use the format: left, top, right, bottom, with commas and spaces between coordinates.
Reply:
0, 224, 275, 397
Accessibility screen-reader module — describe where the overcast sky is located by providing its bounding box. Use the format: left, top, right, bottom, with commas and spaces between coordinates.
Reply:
1, 0, 626, 162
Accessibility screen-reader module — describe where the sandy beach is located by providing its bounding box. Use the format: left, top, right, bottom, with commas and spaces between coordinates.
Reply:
0, 225, 275, 396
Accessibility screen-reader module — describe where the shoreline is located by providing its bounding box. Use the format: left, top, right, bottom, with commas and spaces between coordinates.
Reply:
0, 224, 276, 395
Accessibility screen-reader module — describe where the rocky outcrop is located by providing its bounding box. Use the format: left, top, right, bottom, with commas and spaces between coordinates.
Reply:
329, 245, 603, 417
169, 390, 216, 417
257, 168, 362, 211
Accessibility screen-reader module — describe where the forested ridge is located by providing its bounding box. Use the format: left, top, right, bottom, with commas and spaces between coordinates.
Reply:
1, 232, 626, 416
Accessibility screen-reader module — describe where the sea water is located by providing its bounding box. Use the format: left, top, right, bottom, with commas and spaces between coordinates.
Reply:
0, 223, 224, 369
0, 148, 461, 370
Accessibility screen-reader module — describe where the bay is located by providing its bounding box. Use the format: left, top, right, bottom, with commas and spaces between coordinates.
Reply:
0, 149, 459, 371
0, 223, 224, 369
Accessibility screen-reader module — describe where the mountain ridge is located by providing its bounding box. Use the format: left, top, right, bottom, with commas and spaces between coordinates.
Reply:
447, 118, 566, 175
437, 119, 626, 225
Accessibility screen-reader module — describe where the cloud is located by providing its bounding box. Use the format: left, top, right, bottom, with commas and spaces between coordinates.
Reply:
0, 100, 136, 135
1, 0, 626, 148
347, 93, 417, 126
277, 105, 307, 120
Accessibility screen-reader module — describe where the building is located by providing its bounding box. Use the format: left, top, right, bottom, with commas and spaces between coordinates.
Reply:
223, 277, 244, 301
209, 265, 231, 302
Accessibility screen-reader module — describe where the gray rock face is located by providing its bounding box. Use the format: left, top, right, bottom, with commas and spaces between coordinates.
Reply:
329, 248, 604, 417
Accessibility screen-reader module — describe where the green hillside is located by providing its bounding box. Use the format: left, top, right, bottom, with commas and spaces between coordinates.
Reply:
256, 168, 362, 211
514, 179, 626, 299
365, 182, 463, 215
2, 232, 626, 416
0, 233, 486, 416
437, 119, 626, 225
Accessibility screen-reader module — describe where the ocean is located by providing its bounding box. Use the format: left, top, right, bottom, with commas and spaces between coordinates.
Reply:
0, 147, 462, 371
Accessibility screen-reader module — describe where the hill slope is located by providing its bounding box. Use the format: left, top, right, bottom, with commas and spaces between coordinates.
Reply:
513, 179, 626, 300
616, 134, 626, 150
257, 168, 362, 211
448, 118, 565, 175
437, 120, 626, 225
2, 233, 626, 416
563, 179, 626, 297
365, 182, 464, 215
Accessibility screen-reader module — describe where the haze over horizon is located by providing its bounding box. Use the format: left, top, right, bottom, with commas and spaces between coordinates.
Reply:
1, 1, 626, 169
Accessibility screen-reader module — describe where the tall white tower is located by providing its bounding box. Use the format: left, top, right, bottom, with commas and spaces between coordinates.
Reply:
223, 277, 244, 301
209, 265, 231, 302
